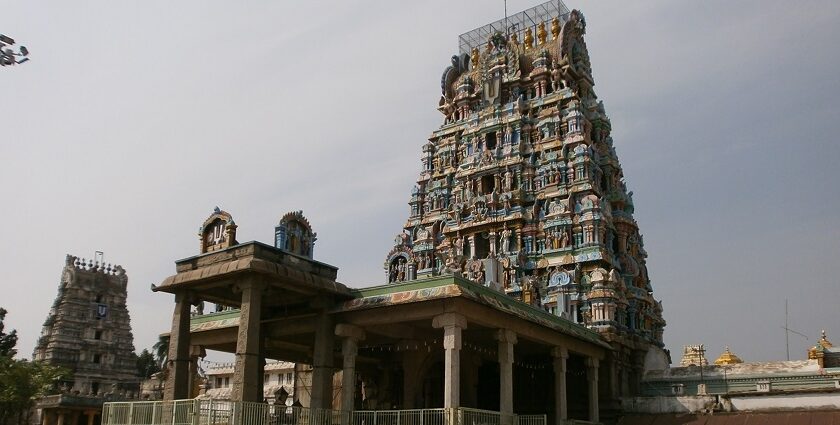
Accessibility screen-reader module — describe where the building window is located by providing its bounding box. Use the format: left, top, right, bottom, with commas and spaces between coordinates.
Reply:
224, 377, 230, 387
94, 330, 102, 340
286, 373, 292, 384
93, 354, 101, 364
264, 374, 269, 384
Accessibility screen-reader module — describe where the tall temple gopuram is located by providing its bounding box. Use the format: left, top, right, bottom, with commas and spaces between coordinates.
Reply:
385, 0, 668, 388
33, 255, 139, 424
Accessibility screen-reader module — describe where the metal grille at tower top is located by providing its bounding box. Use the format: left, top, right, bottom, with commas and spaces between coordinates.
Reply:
458, 0, 570, 55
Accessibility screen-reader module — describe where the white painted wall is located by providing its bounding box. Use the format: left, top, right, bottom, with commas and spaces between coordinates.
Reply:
623, 392, 840, 414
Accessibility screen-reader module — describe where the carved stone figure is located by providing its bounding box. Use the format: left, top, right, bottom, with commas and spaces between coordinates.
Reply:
500, 228, 512, 253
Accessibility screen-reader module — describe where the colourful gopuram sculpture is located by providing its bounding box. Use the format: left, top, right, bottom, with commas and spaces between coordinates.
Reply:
385, 9, 666, 356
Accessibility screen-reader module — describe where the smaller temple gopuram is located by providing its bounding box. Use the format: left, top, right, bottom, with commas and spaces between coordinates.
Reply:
33, 254, 139, 425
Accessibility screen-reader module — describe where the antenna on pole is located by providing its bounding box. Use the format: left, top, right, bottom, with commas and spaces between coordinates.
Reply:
782, 299, 808, 360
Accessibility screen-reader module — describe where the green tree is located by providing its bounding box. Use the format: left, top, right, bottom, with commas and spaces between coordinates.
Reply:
153, 335, 169, 371
0, 308, 66, 425
135, 349, 160, 379
0, 308, 18, 358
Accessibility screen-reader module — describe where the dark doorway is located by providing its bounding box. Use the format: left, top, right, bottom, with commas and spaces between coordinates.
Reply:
486, 132, 497, 150
512, 355, 552, 414
566, 355, 590, 421
481, 175, 495, 194
421, 361, 444, 408
473, 234, 490, 259
476, 361, 500, 411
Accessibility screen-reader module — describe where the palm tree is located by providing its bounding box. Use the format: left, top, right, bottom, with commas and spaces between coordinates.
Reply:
153, 335, 170, 372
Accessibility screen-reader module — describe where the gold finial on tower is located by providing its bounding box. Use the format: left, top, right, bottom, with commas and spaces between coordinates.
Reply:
551, 17, 561, 40
524, 28, 534, 50
819, 330, 833, 348
471, 47, 480, 69
537, 21, 547, 45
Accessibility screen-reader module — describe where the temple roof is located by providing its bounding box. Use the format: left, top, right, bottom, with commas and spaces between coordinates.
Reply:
714, 346, 743, 365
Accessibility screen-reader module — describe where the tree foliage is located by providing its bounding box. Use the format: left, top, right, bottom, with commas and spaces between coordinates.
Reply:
135, 349, 160, 379
0, 307, 66, 425
0, 308, 18, 358
153, 335, 169, 371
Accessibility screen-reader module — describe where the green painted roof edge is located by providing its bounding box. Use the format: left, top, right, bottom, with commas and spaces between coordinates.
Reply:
191, 309, 240, 324
189, 274, 608, 349
351, 274, 608, 348
450, 274, 608, 347
349, 275, 458, 297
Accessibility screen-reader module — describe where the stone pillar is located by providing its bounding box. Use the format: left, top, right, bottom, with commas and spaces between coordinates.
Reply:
335, 324, 365, 412
551, 347, 568, 424
164, 291, 192, 400
468, 235, 476, 259
311, 312, 335, 409
586, 358, 600, 423
231, 280, 264, 402
56, 413, 64, 425
496, 329, 517, 419
86, 412, 95, 425
433, 313, 467, 409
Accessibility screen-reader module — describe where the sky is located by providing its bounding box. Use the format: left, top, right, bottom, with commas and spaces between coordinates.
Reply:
1, 0, 838, 366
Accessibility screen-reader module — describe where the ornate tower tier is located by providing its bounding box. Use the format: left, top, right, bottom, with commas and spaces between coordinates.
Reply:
385, 3, 666, 364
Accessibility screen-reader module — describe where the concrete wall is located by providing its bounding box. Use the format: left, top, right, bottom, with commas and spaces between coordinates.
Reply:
622, 396, 715, 414
730, 392, 840, 411
622, 392, 840, 414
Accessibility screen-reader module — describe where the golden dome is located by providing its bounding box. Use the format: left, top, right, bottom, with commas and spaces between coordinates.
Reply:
714, 346, 743, 365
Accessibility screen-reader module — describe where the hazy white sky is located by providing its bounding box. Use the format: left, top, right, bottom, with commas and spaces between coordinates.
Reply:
1, 0, 838, 365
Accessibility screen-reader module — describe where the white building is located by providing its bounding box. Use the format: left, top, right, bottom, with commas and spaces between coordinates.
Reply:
204, 361, 297, 405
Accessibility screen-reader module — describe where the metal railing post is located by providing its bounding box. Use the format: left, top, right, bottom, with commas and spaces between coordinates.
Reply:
128, 404, 134, 425
107, 404, 114, 425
